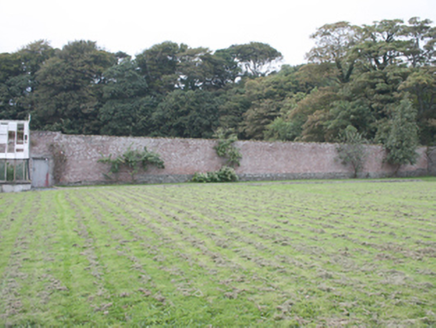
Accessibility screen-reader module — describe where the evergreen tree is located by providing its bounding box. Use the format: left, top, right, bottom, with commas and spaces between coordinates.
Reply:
376, 99, 419, 173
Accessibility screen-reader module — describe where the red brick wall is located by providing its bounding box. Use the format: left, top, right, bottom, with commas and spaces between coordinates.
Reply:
30, 132, 431, 185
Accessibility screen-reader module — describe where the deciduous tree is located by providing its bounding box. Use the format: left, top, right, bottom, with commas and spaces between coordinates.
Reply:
136, 42, 186, 95
228, 42, 282, 77
33, 40, 116, 134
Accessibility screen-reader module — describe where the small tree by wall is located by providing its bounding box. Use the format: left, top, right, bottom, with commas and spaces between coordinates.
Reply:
99, 146, 164, 182
336, 125, 367, 178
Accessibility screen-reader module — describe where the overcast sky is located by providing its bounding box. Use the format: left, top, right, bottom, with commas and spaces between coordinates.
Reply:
1, 0, 436, 65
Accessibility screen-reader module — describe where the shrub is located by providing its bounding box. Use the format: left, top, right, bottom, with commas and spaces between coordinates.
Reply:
216, 166, 238, 182
191, 172, 210, 183
191, 166, 238, 183
99, 146, 164, 182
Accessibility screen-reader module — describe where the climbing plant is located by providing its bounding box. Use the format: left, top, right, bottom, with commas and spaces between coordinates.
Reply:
191, 128, 241, 183
213, 128, 242, 167
99, 146, 164, 182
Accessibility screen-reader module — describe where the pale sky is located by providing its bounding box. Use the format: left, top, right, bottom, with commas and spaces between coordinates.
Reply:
1, 0, 436, 65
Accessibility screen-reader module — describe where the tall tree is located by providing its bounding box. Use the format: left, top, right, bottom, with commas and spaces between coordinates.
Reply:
0, 52, 25, 119
151, 89, 221, 138
98, 58, 154, 136
294, 17, 436, 144
306, 21, 362, 84
399, 66, 436, 144
228, 42, 283, 76
239, 65, 309, 139
356, 19, 409, 71
176, 46, 213, 90
375, 98, 419, 172
0, 40, 54, 120
207, 48, 241, 87
217, 86, 251, 133
136, 42, 187, 95
33, 40, 116, 134
349, 18, 435, 141
402, 17, 436, 67
177, 48, 241, 90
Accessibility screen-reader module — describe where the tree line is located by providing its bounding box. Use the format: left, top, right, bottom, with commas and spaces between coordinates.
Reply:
1, 17, 435, 149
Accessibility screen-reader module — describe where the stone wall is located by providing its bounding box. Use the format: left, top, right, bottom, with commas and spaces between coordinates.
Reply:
30, 131, 431, 186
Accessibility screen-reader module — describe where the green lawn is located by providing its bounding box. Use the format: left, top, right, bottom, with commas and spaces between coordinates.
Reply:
1, 179, 435, 327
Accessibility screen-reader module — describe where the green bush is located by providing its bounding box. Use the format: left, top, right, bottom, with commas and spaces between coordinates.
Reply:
191, 172, 209, 183
217, 166, 238, 182
191, 166, 238, 183
99, 146, 164, 182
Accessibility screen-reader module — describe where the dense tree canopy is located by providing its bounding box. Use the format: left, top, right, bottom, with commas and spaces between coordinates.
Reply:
227, 42, 283, 77
0, 40, 54, 120
32, 40, 116, 134
0, 17, 435, 148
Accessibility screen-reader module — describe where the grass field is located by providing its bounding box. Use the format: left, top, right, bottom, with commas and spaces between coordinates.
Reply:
1, 179, 436, 327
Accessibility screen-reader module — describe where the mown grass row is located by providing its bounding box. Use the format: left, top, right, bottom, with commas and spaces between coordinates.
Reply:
0, 180, 435, 327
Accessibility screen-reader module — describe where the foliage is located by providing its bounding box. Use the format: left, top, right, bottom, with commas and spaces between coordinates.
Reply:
99, 97, 157, 137
336, 126, 367, 178
227, 42, 283, 76
136, 41, 186, 95
324, 98, 375, 141
239, 66, 312, 140
291, 88, 339, 142
216, 86, 251, 133
176, 46, 236, 90
191, 166, 238, 183
306, 21, 361, 84
376, 99, 419, 172
399, 66, 436, 144
98, 58, 154, 136
273, 17, 436, 145
151, 89, 221, 138
194, 126, 242, 182
32, 40, 116, 134
264, 117, 302, 141
0, 17, 435, 145
98, 146, 164, 182
213, 128, 242, 167
0, 41, 54, 120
